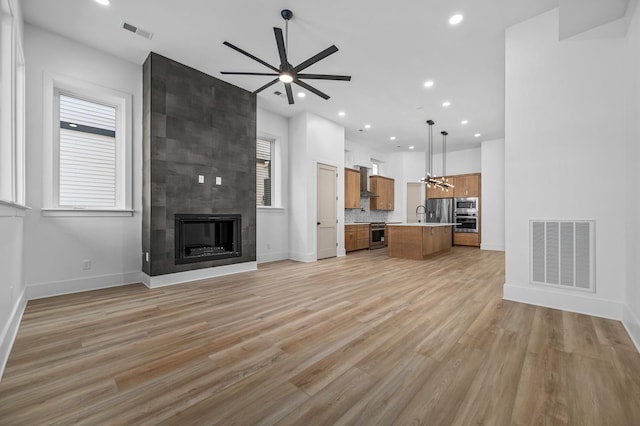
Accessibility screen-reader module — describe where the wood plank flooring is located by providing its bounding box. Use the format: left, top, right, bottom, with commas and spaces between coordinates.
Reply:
1, 247, 639, 425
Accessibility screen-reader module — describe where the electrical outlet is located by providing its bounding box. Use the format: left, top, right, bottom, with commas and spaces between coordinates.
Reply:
145, 252, 149, 262
198, 175, 204, 184
216, 176, 222, 185
82, 259, 92, 270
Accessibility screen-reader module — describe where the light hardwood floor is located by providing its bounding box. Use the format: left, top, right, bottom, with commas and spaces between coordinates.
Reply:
1, 247, 639, 425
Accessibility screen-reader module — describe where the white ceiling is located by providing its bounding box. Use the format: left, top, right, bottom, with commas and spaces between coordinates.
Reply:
22, 0, 559, 154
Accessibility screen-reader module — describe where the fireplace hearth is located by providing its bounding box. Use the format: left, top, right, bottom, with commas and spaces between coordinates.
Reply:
175, 214, 241, 264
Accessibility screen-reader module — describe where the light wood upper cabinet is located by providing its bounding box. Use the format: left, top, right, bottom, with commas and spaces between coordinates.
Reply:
453, 173, 480, 198
370, 175, 395, 211
344, 168, 361, 209
426, 176, 456, 199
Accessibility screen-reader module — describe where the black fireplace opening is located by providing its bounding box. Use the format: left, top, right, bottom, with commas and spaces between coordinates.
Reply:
175, 214, 241, 264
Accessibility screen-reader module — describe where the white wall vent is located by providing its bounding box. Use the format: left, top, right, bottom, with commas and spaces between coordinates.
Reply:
121, 21, 154, 40
530, 220, 595, 292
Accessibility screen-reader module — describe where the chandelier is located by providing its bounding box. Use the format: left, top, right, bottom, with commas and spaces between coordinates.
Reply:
421, 120, 454, 192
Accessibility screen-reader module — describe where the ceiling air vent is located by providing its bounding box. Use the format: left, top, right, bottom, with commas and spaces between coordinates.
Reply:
121, 21, 154, 40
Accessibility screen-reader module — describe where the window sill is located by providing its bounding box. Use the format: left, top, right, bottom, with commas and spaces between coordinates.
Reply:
0, 200, 31, 217
257, 207, 285, 212
41, 208, 135, 217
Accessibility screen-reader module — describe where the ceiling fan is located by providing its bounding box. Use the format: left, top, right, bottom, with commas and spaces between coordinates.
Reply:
221, 9, 351, 105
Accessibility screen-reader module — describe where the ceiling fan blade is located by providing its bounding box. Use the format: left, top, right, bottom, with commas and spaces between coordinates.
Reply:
223, 41, 279, 72
285, 83, 294, 105
293, 80, 330, 100
293, 45, 339, 72
297, 74, 351, 81
253, 78, 279, 94
274, 27, 288, 68
221, 72, 279, 76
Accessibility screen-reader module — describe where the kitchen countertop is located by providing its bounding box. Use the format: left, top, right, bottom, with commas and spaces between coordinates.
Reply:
386, 223, 457, 227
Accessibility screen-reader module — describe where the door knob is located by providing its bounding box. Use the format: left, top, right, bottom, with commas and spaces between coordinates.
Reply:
317, 222, 321, 225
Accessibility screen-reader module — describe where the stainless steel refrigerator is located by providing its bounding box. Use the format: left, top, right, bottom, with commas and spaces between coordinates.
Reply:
425, 198, 453, 223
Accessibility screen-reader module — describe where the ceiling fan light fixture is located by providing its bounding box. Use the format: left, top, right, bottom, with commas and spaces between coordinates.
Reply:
279, 73, 294, 83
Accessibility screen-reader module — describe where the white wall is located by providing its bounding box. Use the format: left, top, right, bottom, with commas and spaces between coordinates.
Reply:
345, 139, 391, 176
481, 139, 505, 251
504, 9, 628, 320
432, 148, 481, 176
288, 112, 345, 261
256, 106, 289, 263
23, 25, 142, 298
624, 2, 640, 348
0, 0, 26, 379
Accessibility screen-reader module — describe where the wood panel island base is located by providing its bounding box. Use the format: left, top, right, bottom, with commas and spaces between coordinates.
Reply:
387, 224, 454, 260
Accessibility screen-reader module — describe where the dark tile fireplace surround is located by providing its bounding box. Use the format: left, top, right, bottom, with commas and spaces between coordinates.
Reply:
142, 52, 256, 277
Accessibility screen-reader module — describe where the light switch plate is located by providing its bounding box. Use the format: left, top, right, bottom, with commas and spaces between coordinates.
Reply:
216, 177, 222, 185
198, 175, 204, 184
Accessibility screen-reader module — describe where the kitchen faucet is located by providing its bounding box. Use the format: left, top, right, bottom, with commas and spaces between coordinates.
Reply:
416, 205, 427, 223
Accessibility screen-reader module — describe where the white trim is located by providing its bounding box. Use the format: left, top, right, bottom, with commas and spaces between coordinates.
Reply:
256, 207, 286, 213
288, 251, 317, 263
26, 271, 142, 300
481, 243, 505, 251
622, 304, 640, 352
142, 262, 257, 288
257, 252, 289, 264
337, 248, 346, 257
42, 72, 133, 211
0, 200, 28, 216
0, 287, 26, 380
503, 282, 623, 320
41, 208, 134, 217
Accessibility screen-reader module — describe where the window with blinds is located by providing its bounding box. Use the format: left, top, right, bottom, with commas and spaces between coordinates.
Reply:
256, 138, 273, 207
58, 94, 118, 207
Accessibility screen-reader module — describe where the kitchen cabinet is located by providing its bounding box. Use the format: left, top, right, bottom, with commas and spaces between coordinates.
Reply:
370, 175, 394, 211
387, 224, 453, 260
344, 168, 361, 209
454, 173, 480, 198
345, 224, 370, 252
454, 232, 480, 247
426, 176, 456, 199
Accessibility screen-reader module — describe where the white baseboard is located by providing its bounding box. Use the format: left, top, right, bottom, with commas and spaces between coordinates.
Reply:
503, 282, 624, 320
257, 252, 289, 264
288, 251, 316, 263
142, 262, 257, 288
27, 271, 143, 300
0, 288, 27, 381
481, 243, 505, 251
337, 248, 346, 257
623, 304, 640, 352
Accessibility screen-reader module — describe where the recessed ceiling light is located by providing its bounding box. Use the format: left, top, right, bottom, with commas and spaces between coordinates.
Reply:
442, 101, 451, 107
297, 92, 306, 98
461, 120, 468, 125
409, 146, 415, 150
338, 111, 346, 117
423, 80, 434, 88
449, 14, 463, 25
390, 136, 396, 141
364, 124, 371, 129
95, 0, 110, 5
474, 133, 481, 138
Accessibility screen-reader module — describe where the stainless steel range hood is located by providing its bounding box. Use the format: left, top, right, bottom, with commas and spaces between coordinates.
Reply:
358, 166, 378, 198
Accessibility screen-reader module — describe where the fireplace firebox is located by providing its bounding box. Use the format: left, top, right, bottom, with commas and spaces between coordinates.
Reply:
175, 214, 241, 264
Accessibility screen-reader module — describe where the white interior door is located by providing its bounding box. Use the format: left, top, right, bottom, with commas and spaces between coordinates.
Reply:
317, 163, 337, 259
407, 182, 422, 223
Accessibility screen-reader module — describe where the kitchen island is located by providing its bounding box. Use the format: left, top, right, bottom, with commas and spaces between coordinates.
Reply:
386, 223, 454, 260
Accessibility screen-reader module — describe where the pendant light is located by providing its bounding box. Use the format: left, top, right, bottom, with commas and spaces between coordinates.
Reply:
421, 120, 436, 186
420, 120, 454, 191
439, 131, 454, 192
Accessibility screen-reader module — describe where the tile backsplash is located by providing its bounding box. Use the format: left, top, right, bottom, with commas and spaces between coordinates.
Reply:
345, 197, 389, 223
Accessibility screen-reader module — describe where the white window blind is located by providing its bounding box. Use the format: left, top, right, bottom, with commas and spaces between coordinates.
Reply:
58, 94, 117, 207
